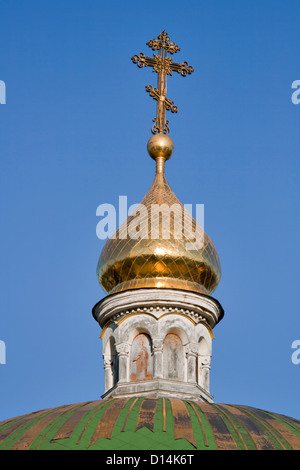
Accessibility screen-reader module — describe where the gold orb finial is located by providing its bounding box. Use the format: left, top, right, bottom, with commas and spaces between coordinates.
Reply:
147, 133, 174, 161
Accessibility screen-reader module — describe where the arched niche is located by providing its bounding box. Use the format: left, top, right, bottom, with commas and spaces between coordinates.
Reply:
130, 333, 153, 382
163, 333, 184, 381
159, 318, 192, 345
116, 314, 157, 344
110, 337, 119, 386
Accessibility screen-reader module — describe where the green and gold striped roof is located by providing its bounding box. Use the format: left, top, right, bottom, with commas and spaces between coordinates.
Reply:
0, 398, 299, 450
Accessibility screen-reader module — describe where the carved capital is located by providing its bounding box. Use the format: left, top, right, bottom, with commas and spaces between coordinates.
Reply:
200, 356, 211, 368
103, 358, 112, 368
152, 338, 164, 351
115, 343, 130, 357
185, 343, 198, 357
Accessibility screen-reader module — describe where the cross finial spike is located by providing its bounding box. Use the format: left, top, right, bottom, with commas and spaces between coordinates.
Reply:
131, 31, 194, 135
146, 30, 181, 55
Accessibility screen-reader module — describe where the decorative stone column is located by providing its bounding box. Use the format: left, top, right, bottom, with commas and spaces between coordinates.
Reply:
115, 343, 130, 383
199, 355, 211, 391
103, 356, 114, 392
186, 344, 198, 383
152, 338, 164, 379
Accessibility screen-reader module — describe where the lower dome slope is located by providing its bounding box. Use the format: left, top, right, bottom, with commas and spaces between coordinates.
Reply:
0, 398, 299, 450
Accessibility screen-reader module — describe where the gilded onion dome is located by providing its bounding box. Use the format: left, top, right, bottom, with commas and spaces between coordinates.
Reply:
97, 134, 221, 296
97, 32, 221, 296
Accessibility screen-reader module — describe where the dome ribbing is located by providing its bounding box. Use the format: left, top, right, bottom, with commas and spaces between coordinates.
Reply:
1, 398, 299, 450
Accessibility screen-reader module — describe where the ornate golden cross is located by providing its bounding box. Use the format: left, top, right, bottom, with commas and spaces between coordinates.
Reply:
132, 31, 194, 135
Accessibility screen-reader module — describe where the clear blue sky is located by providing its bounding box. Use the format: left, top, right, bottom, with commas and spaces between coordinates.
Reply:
0, 0, 299, 422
